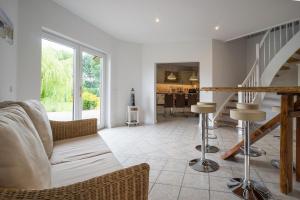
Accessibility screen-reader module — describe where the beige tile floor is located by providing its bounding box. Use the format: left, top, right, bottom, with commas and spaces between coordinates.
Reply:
101, 117, 300, 200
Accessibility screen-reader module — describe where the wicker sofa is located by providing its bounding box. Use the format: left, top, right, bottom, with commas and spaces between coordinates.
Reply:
0, 102, 149, 200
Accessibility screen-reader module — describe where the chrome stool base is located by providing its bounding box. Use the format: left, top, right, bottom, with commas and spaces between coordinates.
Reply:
271, 159, 280, 169
195, 145, 219, 153
227, 178, 272, 200
189, 158, 219, 173
271, 159, 296, 171
240, 146, 266, 157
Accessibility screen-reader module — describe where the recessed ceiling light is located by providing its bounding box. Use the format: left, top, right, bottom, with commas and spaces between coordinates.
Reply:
215, 26, 220, 30
155, 18, 160, 23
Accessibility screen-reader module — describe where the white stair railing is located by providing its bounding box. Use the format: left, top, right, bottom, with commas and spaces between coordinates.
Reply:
259, 19, 300, 74
214, 18, 300, 127
239, 18, 300, 105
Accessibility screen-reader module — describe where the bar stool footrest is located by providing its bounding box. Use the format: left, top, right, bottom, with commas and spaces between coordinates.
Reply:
227, 178, 272, 200
195, 145, 219, 153
208, 133, 217, 139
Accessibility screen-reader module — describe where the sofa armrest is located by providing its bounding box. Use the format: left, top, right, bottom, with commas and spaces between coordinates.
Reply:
0, 163, 150, 200
50, 118, 97, 141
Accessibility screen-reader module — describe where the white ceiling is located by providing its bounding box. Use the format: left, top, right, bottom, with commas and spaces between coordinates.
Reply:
52, 0, 300, 44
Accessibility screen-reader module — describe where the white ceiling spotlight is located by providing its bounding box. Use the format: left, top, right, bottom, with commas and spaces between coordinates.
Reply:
155, 17, 160, 23
215, 25, 220, 31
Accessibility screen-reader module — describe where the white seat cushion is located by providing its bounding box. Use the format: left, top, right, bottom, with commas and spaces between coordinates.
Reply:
0, 105, 51, 189
52, 152, 122, 187
51, 134, 123, 187
50, 134, 112, 165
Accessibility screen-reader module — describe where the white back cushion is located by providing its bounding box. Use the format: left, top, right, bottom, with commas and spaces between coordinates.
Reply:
0, 105, 51, 189
15, 100, 53, 158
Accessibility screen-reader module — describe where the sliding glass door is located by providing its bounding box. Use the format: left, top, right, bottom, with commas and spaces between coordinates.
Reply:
41, 33, 105, 128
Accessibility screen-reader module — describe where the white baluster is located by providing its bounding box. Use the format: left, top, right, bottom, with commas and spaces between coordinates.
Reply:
264, 43, 266, 69
286, 24, 288, 43
251, 75, 254, 100
280, 25, 282, 48
268, 32, 270, 64
274, 28, 276, 56
256, 44, 260, 85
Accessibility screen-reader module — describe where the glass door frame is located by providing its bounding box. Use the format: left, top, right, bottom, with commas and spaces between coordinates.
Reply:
79, 47, 106, 129
42, 31, 106, 129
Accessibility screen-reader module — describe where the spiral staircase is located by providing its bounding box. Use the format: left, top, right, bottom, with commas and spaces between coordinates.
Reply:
214, 19, 300, 128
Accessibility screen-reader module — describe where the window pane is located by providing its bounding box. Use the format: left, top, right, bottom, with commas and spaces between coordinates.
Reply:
81, 51, 102, 126
40, 39, 74, 121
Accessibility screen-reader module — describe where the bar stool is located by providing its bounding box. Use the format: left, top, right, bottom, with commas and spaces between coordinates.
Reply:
227, 109, 272, 200
198, 102, 218, 138
195, 102, 219, 153
175, 93, 186, 116
164, 94, 174, 116
189, 104, 219, 172
270, 106, 280, 169
237, 103, 266, 157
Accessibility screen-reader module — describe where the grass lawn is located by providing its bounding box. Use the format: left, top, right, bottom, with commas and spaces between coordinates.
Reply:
41, 99, 73, 112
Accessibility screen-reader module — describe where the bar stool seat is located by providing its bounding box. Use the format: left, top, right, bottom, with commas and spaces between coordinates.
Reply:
227, 109, 271, 200
230, 109, 266, 121
272, 106, 280, 112
191, 104, 216, 113
197, 102, 217, 106
236, 103, 259, 110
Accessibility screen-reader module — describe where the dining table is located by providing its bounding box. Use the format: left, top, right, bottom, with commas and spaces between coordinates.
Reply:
200, 86, 300, 194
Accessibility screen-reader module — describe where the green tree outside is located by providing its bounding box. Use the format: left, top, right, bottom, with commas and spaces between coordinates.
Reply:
41, 40, 101, 112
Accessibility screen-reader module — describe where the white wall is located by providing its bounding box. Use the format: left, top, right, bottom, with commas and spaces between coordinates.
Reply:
113, 41, 142, 126
141, 41, 212, 124
0, 0, 18, 100
212, 39, 247, 110
16, 0, 142, 127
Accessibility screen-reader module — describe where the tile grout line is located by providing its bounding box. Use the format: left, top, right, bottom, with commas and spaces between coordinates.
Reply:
176, 162, 188, 200
148, 168, 163, 194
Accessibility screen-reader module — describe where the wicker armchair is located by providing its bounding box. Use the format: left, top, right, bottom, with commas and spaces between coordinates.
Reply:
0, 119, 150, 200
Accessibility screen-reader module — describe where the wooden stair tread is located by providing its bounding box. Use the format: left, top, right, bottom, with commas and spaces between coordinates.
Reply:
287, 57, 300, 63
296, 49, 300, 55
221, 114, 280, 160
225, 106, 237, 109
230, 99, 238, 103
280, 66, 290, 71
